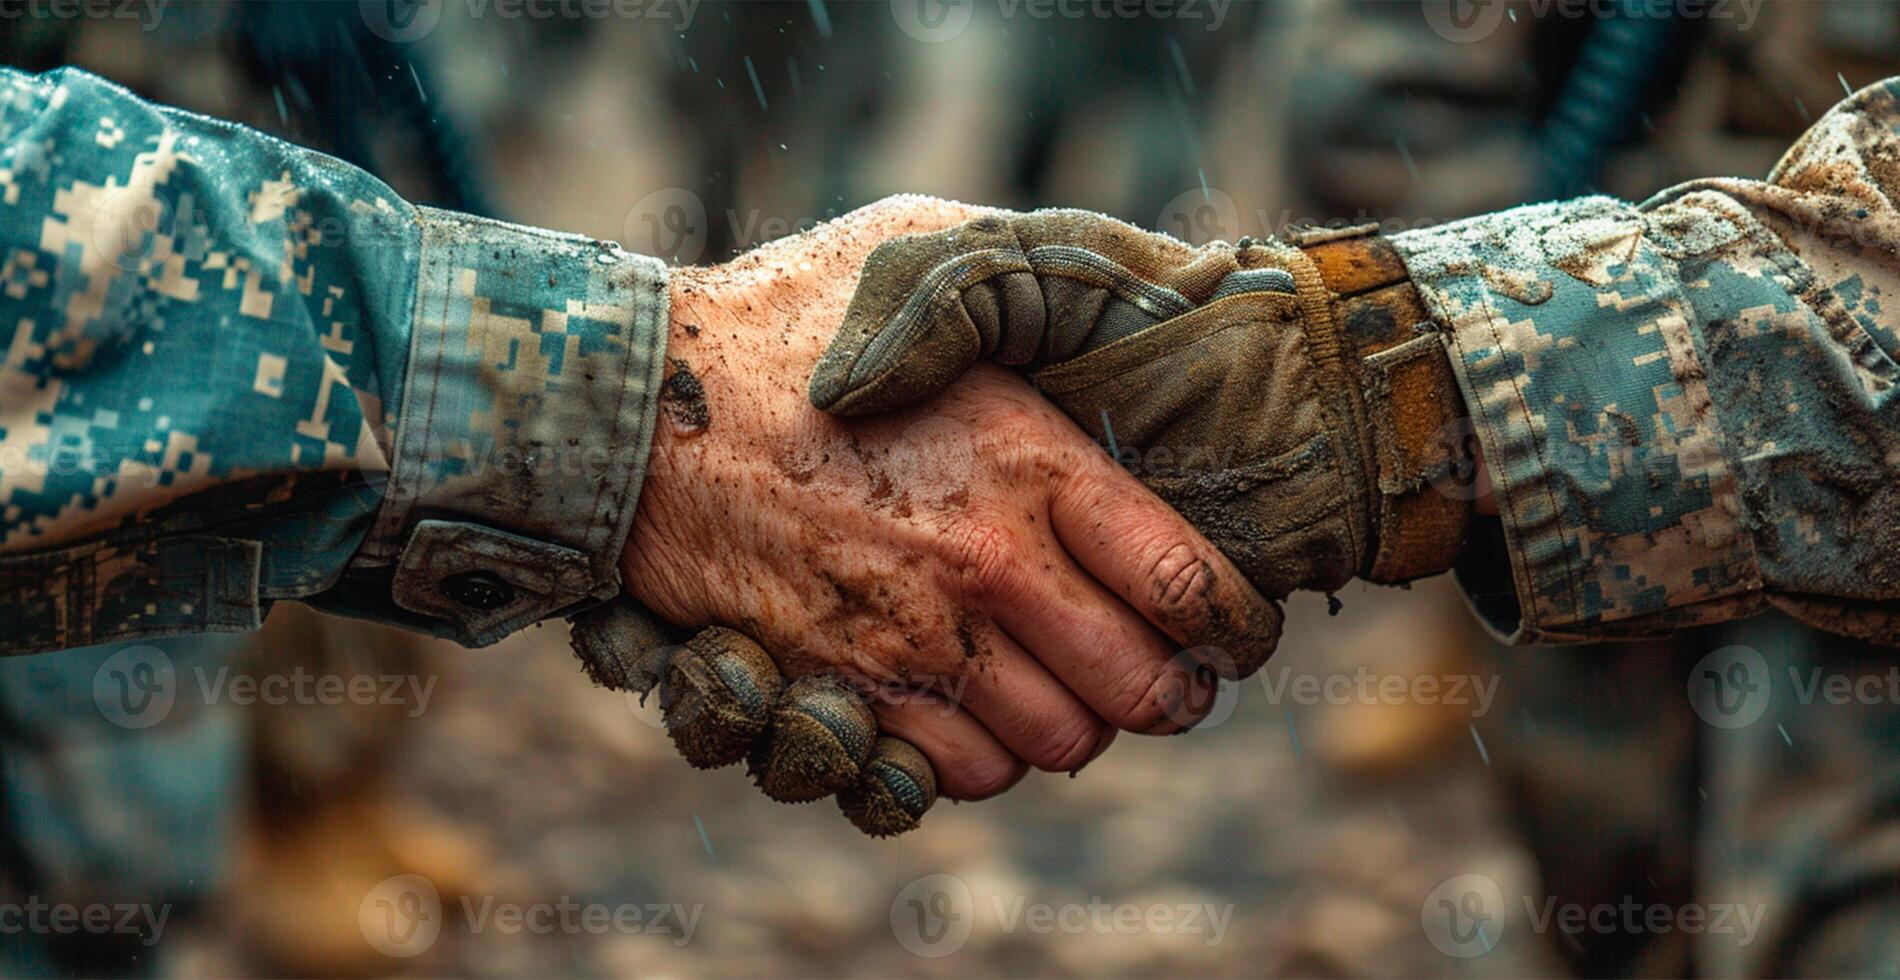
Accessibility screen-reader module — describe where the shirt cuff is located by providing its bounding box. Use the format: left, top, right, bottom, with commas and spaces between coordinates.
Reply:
1389, 196, 1765, 643
352, 208, 669, 646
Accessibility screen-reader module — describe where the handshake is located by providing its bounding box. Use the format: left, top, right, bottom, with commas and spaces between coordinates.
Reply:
571, 196, 1477, 836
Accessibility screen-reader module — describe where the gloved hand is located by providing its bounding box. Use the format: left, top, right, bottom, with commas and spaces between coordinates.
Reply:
608, 196, 1286, 841
568, 596, 937, 837
810, 211, 1473, 617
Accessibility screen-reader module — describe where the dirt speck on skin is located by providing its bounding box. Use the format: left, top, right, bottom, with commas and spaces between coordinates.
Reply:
820, 568, 880, 621
775, 447, 826, 484
659, 357, 711, 434
955, 611, 988, 659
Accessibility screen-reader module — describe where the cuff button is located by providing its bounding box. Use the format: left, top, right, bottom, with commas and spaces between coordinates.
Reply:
442, 571, 516, 611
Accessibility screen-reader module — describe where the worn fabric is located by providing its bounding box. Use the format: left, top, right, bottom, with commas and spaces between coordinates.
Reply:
1392, 78, 1900, 647
0, 67, 669, 654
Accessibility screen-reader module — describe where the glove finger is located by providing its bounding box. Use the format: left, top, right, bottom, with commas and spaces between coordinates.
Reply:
567, 594, 675, 696
810, 210, 1238, 418
837, 736, 938, 837
811, 217, 1031, 416
747, 674, 877, 803
660, 627, 785, 769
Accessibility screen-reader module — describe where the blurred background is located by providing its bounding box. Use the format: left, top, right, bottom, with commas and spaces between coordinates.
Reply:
2, 1, 1899, 976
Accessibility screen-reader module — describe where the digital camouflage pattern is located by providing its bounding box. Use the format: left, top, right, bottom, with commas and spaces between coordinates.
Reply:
1392, 79, 1900, 647
0, 67, 668, 655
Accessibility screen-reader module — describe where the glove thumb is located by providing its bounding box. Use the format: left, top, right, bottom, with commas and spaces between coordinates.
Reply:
809, 216, 1043, 415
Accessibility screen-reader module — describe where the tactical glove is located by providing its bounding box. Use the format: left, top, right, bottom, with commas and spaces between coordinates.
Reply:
567, 597, 937, 837
810, 212, 1473, 625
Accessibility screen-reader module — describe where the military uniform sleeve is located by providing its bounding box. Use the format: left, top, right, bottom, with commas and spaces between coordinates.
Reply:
0, 67, 669, 654
1388, 79, 1900, 645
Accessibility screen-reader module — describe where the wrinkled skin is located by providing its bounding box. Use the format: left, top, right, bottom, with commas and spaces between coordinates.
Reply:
621, 197, 1284, 802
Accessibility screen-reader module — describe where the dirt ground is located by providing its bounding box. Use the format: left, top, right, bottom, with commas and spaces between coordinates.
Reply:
143, 579, 1568, 979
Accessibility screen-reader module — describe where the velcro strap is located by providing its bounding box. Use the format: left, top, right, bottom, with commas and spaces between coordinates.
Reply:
1300, 234, 1473, 584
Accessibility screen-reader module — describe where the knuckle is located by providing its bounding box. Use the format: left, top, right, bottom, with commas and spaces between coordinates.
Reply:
948, 755, 1029, 801
947, 523, 1021, 602
975, 402, 1055, 456
1148, 542, 1212, 620
1027, 716, 1111, 774
1099, 662, 1171, 732
1101, 661, 1206, 734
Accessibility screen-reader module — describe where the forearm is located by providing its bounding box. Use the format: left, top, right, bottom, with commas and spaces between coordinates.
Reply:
1386, 79, 1900, 645
0, 67, 668, 654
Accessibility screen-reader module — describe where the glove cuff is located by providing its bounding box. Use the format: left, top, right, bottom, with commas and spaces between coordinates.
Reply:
1293, 227, 1473, 585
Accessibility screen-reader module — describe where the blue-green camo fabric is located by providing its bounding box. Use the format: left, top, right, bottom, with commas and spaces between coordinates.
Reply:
0, 67, 668, 655
1395, 79, 1900, 645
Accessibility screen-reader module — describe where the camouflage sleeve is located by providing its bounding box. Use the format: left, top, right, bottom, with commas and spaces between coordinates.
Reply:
1389, 78, 1900, 646
0, 67, 668, 654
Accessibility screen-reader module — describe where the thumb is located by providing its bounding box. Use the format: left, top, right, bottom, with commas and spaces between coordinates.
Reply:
809, 213, 1038, 415
810, 207, 1228, 416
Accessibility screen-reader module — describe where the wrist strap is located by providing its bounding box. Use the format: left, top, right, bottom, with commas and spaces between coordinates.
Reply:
1294, 227, 1473, 584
